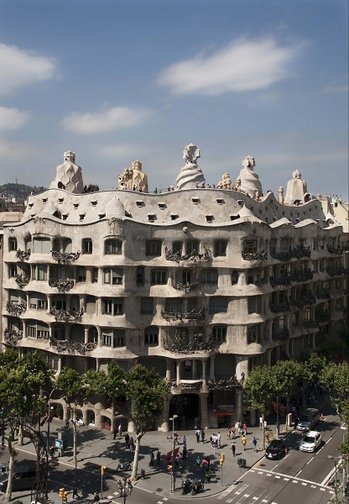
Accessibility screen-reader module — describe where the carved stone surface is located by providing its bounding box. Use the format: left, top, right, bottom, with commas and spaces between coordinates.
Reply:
284, 169, 308, 205
237, 156, 263, 198
175, 144, 206, 190
51, 250, 80, 264
50, 151, 84, 193
217, 172, 233, 190
48, 278, 74, 292
117, 160, 149, 192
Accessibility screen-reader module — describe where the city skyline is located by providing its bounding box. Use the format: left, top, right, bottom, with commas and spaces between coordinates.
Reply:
0, 0, 348, 198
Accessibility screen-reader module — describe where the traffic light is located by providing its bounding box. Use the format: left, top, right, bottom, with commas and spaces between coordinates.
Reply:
220, 453, 225, 465
101, 465, 107, 475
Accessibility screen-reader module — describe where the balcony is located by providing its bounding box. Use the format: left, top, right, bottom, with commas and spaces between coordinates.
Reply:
327, 245, 343, 255
242, 250, 268, 262
49, 278, 74, 292
316, 289, 330, 300
270, 245, 311, 262
50, 306, 84, 322
3, 328, 23, 346
269, 300, 291, 313
163, 333, 217, 354
170, 277, 201, 293
16, 249, 31, 261
302, 320, 319, 329
15, 273, 30, 288
270, 275, 291, 287
51, 250, 81, 264
165, 246, 212, 263
272, 327, 289, 340
208, 375, 244, 391
289, 268, 313, 282
50, 337, 96, 354
6, 302, 26, 316
161, 308, 205, 321
326, 266, 344, 277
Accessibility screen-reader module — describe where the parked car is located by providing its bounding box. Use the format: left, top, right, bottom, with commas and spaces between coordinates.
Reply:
0, 467, 36, 492
265, 439, 288, 460
297, 408, 320, 432
299, 431, 322, 453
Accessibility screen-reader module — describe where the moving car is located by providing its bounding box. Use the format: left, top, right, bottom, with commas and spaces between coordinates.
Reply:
265, 439, 288, 459
299, 430, 322, 453
297, 408, 320, 431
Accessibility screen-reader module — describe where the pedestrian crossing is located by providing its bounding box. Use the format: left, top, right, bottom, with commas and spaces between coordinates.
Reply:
216, 468, 334, 504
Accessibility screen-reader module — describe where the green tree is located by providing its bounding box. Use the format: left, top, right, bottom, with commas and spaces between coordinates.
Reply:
125, 365, 170, 480
56, 368, 86, 469
302, 353, 328, 385
0, 351, 52, 501
244, 365, 275, 449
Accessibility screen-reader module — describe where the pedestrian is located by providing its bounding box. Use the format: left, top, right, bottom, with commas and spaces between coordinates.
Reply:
231, 425, 236, 439
201, 429, 205, 443
237, 421, 242, 436
196, 455, 201, 468
118, 423, 122, 437
231, 441, 236, 457
149, 451, 154, 466
242, 423, 248, 435
72, 479, 80, 499
156, 450, 161, 466
127, 478, 133, 494
217, 431, 221, 448
93, 492, 100, 502
124, 433, 130, 449
241, 434, 247, 451
195, 428, 200, 443
182, 434, 187, 448
264, 420, 267, 431
130, 436, 135, 452
259, 416, 263, 430
182, 446, 187, 460
252, 436, 257, 452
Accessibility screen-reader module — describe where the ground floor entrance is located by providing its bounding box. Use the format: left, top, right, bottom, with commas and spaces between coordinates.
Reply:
169, 393, 200, 429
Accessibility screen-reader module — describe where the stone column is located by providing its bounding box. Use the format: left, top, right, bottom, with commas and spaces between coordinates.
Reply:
84, 327, 89, 344
209, 356, 215, 380
165, 358, 172, 381
202, 359, 207, 384
176, 361, 181, 386
235, 388, 243, 421
97, 326, 102, 347
47, 294, 52, 312
157, 394, 171, 432
200, 393, 209, 429
57, 356, 62, 373
192, 360, 197, 379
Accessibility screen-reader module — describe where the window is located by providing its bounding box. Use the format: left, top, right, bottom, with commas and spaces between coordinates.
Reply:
214, 240, 227, 257
103, 267, 123, 285
27, 326, 36, 338
151, 269, 167, 285
144, 327, 159, 345
76, 267, 86, 283
248, 296, 261, 314
140, 297, 154, 315
201, 269, 218, 285
52, 299, 66, 310
231, 270, 239, 285
209, 297, 228, 314
33, 264, 47, 281
104, 239, 122, 255
38, 299, 47, 310
269, 239, 277, 255
247, 325, 260, 344
9, 264, 17, 277
8, 238, 17, 251
53, 325, 65, 340
92, 268, 98, 283
102, 298, 123, 315
136, 266, 145, 286
82, 238, 93, 254
165, 298, 183, 313
172, 241, 183, 254
212, 326, 227, 343
186, 240, 199, 254
102, 329, 125, 347
146, 240, 162, 257
32, 237, 51, 254
243, 239, 257, 254
182, 270, 192, 284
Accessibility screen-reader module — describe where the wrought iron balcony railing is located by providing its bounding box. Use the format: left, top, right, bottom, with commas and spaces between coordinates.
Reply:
269, 301, 291, 313
208, 375, 244, 390
50, 306, 84, 322
48, 278, 74, 292
163, 335, 217, 353
327, 245, 343, 255
270, 275, 291, 287
16, 249, 31, 261
242, 250, 268, 262
3, 328, 23, 346
51, 250, 81, 264
170, 277, 201, 293
302, 320, 319, 329
161, 308, 205, 321
50, 337, 96, 354
15, 273, 30, 288
165, 247, 212, 263
6, 302, 27, 316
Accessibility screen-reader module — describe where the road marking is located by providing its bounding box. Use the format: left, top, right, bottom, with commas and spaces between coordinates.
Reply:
306, 456, 314, 465
274, 475, 281, 479
311, 485, 316, 488
266, 473, 272, 477
320, 488, 325, 491
218, 483, 248, 500
252, 498, 258, 500
226, 499, 233, 503
243, 494, 250, 497
325, 437, 332, 444
262, 500, 268, 503
292, 480, 298, 483
301, 482, 307, 486
283, 478, 289, 481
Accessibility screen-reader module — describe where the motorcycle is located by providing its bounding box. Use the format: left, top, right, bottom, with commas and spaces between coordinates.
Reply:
116, 461, 131, 471
181, 478, 192, 494
191, 480, 204, 495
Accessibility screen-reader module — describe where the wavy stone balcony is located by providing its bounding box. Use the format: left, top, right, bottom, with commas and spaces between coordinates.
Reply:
161, 308, 205, 322
327, 245, 343, 255
165, 247, 212, 263
16, 249, 31, 261
3, 328, 23, 346
269, 300, 291, 313
270, 245, 311, 262
6, 302, 27, 316
170, 277, 201, 293
48, 278, 75, 292
289, 269, 314, 282
50, 306, 84, 322
51, 250, 81, 264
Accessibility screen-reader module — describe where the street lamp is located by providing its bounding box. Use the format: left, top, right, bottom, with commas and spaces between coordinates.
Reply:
169, 414, 178, 492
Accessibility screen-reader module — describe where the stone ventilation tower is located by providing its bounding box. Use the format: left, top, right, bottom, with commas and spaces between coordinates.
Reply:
49, 151, 84, 193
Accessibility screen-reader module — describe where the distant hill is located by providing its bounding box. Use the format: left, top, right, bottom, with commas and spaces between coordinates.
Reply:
0, 183, 47, 205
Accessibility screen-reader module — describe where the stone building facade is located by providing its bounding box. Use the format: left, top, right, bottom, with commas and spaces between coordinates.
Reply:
1, 148, 347, 431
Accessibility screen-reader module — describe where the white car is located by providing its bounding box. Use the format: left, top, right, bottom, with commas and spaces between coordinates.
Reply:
299, 431, 322, 452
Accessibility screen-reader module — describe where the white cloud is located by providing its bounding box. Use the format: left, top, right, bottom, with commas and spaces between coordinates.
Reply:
158, 37, 300, 95
98, 143, 156, 159
0, 106, 30, 130
61, 106, 150, 134
322, 84, 349, 94
0, 137, 37, 161
0, 43, 56, 96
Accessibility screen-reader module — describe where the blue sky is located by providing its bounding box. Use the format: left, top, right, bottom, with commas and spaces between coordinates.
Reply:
0, 0, 348, 198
